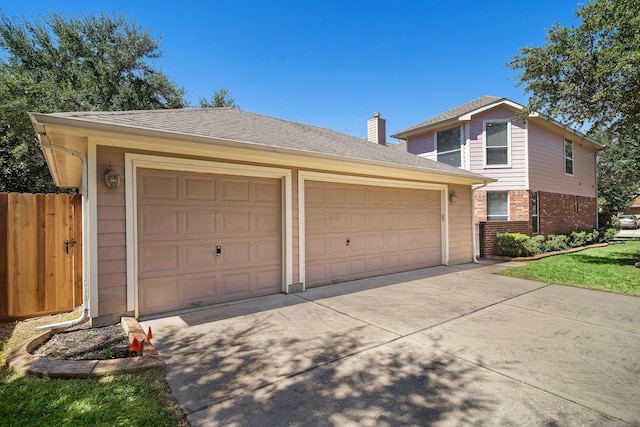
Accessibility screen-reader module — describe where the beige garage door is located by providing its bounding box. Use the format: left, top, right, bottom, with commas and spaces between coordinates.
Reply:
137, 168, 282, 316
305, 181, 441, 287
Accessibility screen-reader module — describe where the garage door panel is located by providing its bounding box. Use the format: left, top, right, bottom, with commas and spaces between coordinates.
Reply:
327, 211, 347, 228
306, 213, 325, 231
139, 174, 179, 201
139, 243, 180, 276
306, 236, 327, 257
220, 178, 250, 201
183, 274, 218, 304
219, 211, 251, 234
348, 188, 366, 204
253, 239, 282, 263
139, 276, 181, 315
184, 210, 216, 235
305, 184, 325, 203
221, 272, 251, 298
138, 169, 282, 316
253, 269, 283, 292
184, 244, 216, 270
183, 177, 216, 201
350, 258, 369, 276
366, 189, 384, 204
253, 213, 279, 234
139, 209, 179, 237
306, 181, 442, 287
327, 186, 347, 203
254, 181, 281, 202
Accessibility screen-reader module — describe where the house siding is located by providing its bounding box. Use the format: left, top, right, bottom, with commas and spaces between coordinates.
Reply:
528, 122, 597, 198
96, 146, 128, 319
406, 133, 436, 161
448, 184, 473, 264
468, 107, 527, 191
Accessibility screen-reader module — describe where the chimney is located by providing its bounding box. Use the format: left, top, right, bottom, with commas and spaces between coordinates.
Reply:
367, 112, 386, 146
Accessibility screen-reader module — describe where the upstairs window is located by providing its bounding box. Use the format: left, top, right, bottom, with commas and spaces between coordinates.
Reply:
484, 121, 510, 167
487, 191, 509, 221
436, 126, 462, 167
565, 138, 574, 175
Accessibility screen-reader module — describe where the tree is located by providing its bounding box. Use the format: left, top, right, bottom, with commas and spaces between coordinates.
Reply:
596, 127, 640, 213
0, 11, 187, 192
198, 88, 239, 108
509, 0, 640, 212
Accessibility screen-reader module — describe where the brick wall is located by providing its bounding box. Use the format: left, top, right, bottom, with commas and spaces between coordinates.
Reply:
538, 192, 597, 235
479, 221, 531, 257
476, 190, 598, 256
509, 190, 530, 221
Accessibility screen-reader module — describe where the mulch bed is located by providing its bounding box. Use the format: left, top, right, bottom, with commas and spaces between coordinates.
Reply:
32, 323, 138, 360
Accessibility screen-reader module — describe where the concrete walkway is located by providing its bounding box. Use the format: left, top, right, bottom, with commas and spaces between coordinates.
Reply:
141, 261, 640, 426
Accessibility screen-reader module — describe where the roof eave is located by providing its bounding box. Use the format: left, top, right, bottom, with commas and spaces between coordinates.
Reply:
29, 113, 492, 186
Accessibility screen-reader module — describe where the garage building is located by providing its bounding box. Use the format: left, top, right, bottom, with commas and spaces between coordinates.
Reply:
30, 108, 492, 324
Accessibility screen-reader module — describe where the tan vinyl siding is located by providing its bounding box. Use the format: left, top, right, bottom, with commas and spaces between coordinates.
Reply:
469, 107, 527, 191
96, 146, 127, 316
528, 122, 597, 197
447, 184, 473, 264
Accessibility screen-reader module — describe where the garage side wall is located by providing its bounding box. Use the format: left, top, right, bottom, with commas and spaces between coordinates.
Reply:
96, 146, 129, 321
447, 184, 473, 264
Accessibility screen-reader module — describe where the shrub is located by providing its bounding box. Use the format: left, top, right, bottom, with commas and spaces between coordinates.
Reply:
598, 227, 617, 243
544, 234, 569, 252
495, 228, 614, 258
569, 231, 587, 248
496, 233, 543, 257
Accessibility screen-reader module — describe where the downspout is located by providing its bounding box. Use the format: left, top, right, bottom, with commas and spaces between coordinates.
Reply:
35, 139, 90, 331
471, 181, 490, 263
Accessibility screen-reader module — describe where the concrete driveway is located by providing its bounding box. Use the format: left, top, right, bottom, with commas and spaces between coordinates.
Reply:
141, 261, 640, 426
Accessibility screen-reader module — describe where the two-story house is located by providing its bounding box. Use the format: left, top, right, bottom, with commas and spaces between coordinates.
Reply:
391, 96, 604, 256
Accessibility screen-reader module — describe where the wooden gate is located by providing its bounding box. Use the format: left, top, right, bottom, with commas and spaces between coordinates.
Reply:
0, 193, 82, 319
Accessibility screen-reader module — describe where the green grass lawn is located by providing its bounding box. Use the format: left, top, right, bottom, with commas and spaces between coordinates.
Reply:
0, 312, 187, 427
501, 240, 640, 296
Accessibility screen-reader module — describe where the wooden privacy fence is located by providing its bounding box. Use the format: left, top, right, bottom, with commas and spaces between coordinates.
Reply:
0, 193, 82, 320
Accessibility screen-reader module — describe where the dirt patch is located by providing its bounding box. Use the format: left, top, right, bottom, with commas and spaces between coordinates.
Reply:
33, 323, 138, 360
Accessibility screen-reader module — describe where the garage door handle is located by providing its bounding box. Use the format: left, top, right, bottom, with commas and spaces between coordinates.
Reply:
216, 245, 222, 256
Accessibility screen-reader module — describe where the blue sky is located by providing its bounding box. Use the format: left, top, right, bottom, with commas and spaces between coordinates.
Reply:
2, 1, 582, 140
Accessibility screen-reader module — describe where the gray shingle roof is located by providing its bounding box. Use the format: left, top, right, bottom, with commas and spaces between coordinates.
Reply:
49, 107, 488, 181
392, 95, 505, 138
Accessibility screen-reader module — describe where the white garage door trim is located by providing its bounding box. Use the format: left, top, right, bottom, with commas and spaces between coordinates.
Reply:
298, 171, 450, 289
124, 153, 293, 317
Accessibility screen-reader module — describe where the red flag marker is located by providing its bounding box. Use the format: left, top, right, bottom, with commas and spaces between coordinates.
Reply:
146, 326, 153, 341
129, 337, 141, 353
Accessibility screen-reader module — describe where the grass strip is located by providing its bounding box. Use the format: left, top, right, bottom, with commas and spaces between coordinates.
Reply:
501, 240, 640, 296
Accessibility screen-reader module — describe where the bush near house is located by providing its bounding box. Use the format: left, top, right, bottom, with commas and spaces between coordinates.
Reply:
496, 228, 617, 257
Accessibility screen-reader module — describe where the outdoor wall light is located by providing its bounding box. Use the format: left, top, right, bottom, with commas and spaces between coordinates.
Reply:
449, 190, 458, 203
104, 164, 121, 189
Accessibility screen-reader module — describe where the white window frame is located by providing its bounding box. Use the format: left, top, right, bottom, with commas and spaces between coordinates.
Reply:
531, 191, 540, 234
435, 126, 463, 168
487, 191, 509, 221
483, 120, 511, 168
564, 138, 574, 176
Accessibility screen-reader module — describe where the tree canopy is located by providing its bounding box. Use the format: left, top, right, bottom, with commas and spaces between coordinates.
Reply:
198, 88, 239, 108
509, 0, 640, 212
0, 12, 191, 192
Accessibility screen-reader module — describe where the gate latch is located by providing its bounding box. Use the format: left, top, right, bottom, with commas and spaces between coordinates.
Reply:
64, 239, 77, 254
